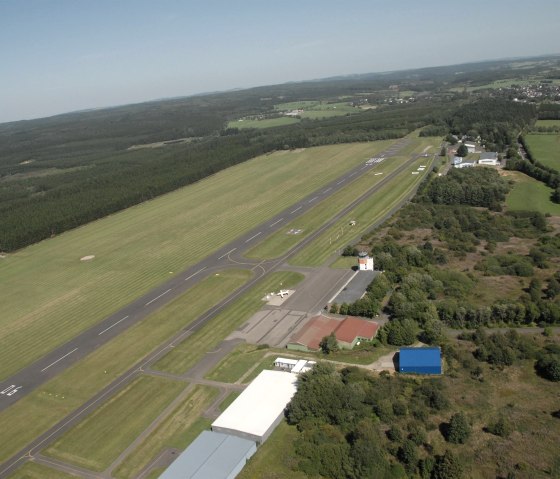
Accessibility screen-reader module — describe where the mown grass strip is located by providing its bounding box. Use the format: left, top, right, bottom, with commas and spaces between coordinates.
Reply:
0, 270, 251, 464
114, 386, 218, 479
44, 375, 185, 472
8, 461, 77, 479
205, 344, 268, 383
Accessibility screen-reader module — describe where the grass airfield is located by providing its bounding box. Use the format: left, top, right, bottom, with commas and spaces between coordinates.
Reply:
0, 141, 391, 380
0, 135, 440, 477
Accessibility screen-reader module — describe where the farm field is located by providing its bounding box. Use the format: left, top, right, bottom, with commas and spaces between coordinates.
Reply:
44, 375, 185, 472
0, 270, 250, 464
290, 152, 435, 266
535, 119, 560, 128
524, 133, 560, 170
0, 141, 386, 380
226, 116, 300, 129
505, 170, 560, 215
152, 271, 304, 374
113, 385, 218, 479
274, 100, 358, 118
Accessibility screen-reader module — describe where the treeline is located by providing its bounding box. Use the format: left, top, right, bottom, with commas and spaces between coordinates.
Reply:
420, 98, 536, 152
0, 100, 443, 251
420, 167, 510, 210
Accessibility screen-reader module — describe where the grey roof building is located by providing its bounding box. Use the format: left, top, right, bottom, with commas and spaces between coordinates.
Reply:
159, 431, 257, 479
480, 152, 498, 161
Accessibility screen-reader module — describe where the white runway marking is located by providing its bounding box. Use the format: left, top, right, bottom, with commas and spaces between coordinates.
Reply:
98, 316, 129, 335
348, 172, 356, 177
145, 288, 172, 306
218, 248, 237, 260
41, 348, 78, 372
336, 180, 345, 185
185, 266, 207, 280
245, 232, 262, 243
270, 218, 284, 227
308, 196, 319, 203
323, 187, 332, 193
290, 206, 302, 214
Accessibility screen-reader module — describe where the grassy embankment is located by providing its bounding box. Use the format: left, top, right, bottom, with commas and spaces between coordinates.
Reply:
0, 270, 250, 464
0, 141, 385, 380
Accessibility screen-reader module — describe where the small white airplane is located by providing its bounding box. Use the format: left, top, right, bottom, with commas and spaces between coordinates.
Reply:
277, 290, 290, 298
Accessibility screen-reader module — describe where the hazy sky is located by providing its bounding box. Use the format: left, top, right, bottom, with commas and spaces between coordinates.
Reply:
1, 0, 558, 123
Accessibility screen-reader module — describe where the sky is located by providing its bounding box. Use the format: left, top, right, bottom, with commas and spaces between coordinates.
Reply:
1, 0, 559, 123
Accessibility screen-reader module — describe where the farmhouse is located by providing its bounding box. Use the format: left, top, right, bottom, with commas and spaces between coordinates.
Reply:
159, 431, 256, 479
452, 156, 463, 166
287, 315, 379, 352
479, 152, 499, 166
464, 141, 477, 153
211, 370, 297, 444
399, 347, 442, 375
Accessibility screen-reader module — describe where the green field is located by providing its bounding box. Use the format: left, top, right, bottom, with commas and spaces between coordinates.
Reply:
525, 133, 560, 170
506, 171, 560, 215
274, 100, 358, 119
218, 392, 241, 412
205, 344, 269, 383
226, 117, 300, 129
114, 385, 218, 479
153, 271, 304, 374
44, 376, 185, 472
8, 462, 77, 479
0, 269, 250, 464
290, 152, 435, 266
535, 119, 560, 128
0, 142, 384, 380
246, 140, 399, 259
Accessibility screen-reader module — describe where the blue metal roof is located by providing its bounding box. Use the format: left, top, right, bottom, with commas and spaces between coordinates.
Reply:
399, 347, 441, 374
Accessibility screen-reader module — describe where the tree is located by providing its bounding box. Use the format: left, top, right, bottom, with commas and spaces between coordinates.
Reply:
535, 356, 560, 381
456, 144, 469, 157
384, 319, 416, 346
445, 412, 471, 444
486, 415, 513, 438
397, 440, 418, 472
432, 450, 463, 479
320, 332, 339, 355
440, 146, 447, 157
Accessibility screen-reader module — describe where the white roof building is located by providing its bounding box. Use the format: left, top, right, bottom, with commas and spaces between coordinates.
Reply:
212, 370, 297, 443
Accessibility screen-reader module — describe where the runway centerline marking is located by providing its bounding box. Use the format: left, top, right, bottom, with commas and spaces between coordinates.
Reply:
245, 232, 262, 243
41, 348, 78, 372
98, 316, 129, 336
348, 172, 356, 177
308, 196, 319, 203
145, 288, 172, 306
217, 249, 236, 260
270, 218, 284, 227
323, 187, 332, 193
290, 206, 302, 214
336, 180, 345, 185
184, 266, 207, 280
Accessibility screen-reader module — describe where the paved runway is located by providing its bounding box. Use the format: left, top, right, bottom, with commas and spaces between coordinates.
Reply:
0, 137, 429, 478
